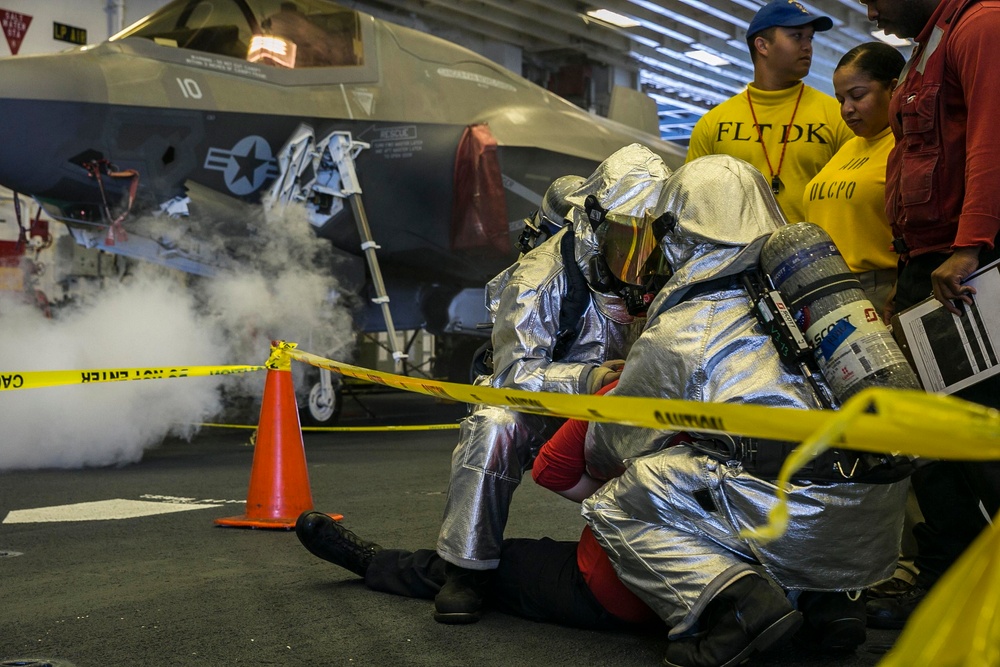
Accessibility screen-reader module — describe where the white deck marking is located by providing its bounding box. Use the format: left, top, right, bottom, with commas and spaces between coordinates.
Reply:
3, 499, 223, 523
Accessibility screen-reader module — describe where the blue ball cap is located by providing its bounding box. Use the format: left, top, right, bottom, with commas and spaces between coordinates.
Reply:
747, 0, 834, 38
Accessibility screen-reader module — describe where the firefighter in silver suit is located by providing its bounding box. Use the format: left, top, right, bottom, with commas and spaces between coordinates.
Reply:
582, 155, 908, 667
433, 144, 669, 624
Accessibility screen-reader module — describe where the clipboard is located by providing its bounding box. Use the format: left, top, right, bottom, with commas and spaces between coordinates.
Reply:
891, 257, 1000, 394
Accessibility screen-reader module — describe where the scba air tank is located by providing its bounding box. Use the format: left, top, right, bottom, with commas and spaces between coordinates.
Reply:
759, 222, 919, 402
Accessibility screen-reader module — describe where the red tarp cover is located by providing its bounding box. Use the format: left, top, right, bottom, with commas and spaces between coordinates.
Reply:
451, 124, 508, 254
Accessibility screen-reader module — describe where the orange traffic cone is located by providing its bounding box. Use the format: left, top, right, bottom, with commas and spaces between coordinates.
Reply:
215, 355, 341, 528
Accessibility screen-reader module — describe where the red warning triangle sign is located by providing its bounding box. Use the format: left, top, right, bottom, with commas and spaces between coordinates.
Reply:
1, 9, 32, 55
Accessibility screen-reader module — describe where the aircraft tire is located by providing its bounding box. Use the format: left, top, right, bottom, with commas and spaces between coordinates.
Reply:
300, 378, 343, 426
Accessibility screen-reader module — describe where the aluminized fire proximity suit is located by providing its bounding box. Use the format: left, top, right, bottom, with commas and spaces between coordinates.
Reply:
582, 155, 908, 636
436, 144, 667, 570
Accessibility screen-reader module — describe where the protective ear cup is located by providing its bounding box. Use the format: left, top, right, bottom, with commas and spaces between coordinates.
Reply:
515, 211, 543, 254
588, 254, 618, 293
652, 212, 677, 241
584, 195, 607, 231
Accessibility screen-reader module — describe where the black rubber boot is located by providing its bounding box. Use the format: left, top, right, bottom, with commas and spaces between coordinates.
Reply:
795, 591, 866, 653
663, 575, 802, 667
866, 584, 928, 630
294, 511, 382, 577
433, 562, 493, 624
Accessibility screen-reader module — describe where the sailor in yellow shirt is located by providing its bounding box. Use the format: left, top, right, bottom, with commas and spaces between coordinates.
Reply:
686, 0, 853, 223
803, 42, 905, 313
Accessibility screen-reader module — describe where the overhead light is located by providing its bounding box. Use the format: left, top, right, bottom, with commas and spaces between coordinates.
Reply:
871, 30, 910, 47
586, 8, 640, 28
684, 49, 729, 67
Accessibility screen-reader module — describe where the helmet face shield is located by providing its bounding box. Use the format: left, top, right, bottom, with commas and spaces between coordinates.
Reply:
596, 211, 661, 287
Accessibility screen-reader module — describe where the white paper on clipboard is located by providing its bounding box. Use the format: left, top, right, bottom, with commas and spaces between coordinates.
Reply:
892, 257, 1000, 394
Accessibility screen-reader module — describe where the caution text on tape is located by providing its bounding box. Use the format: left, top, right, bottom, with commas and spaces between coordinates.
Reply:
0, 365, 264, 391
278, 342, 1000, 462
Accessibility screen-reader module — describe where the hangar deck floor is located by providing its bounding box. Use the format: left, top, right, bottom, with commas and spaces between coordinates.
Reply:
1, 391, 902, 666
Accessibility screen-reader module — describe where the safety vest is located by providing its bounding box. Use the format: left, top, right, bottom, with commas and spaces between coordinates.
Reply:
885, 0, 991, 256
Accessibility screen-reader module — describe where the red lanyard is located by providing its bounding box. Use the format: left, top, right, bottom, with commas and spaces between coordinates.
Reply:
746, 83, 804, 195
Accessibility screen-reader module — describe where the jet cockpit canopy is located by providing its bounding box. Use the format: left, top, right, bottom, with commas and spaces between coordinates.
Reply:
111, 0, 364, 69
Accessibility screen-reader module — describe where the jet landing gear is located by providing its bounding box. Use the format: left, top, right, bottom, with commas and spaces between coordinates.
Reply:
267, 127, 408, 374
299, 367, 343, 426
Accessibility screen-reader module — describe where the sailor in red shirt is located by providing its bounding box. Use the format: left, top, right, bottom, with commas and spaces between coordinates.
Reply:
529, 380, 656, 625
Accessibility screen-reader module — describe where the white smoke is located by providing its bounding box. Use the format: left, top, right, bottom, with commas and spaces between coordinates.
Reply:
0, 204, 356, 470
200, 201, 358, 372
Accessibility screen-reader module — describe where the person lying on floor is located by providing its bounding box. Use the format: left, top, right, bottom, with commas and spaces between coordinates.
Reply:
294, 379, 661, 631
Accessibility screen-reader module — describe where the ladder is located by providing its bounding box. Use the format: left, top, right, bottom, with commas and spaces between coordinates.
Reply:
266, 127, 407, 372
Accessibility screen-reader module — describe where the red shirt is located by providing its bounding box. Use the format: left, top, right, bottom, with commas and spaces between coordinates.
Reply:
531, 411, 590, 491
532, 381, 657, 624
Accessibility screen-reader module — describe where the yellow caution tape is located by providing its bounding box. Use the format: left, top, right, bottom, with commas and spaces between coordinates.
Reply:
742, 388, 999, 541
265, 341, 294, 371
281, 344, 1000, 460
0, 364, 264, 391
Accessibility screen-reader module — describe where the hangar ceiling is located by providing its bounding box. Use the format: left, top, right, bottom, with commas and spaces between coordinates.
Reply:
348, 0, 903, 143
